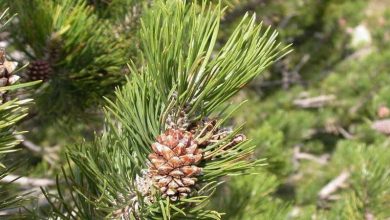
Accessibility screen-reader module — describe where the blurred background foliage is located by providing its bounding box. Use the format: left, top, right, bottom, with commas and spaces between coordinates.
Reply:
0, 0, 390, 219
210, 0, 390, 219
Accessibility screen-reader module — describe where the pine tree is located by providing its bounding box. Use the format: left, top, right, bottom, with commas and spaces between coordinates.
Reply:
0, 1, 142, 203
1, 0, 389, 219
4, 0, 137, 122
0, 8, 39, 217
40, 1, 289, 219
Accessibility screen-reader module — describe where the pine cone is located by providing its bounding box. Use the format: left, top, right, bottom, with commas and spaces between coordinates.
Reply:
27, 60, 52, 81
0, 50, 20, 104
0, 50, 19, 87
147, 129, 202, 201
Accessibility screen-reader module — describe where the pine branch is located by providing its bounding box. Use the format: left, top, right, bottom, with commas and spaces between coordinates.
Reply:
6, 0, 131, 119
140, 0, 291, 118
0, 9, 40, 214
43, 1, 290, 219
293, 146, 329, 166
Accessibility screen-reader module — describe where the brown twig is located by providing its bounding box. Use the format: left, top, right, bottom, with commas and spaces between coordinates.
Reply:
15, 134, 42, 153
337, 126, 355, 139
293, 95, 336, 108
295, 152, 330, 165
1, 174, 55, 187
318, 170, 350, 200
293, 146, 329, 166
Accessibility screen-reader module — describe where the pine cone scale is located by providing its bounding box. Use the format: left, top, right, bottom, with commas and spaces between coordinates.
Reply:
185, 144, 198, 154
148, 128, 203, 201
174, 178, 184, 186
157, 164, 173, 175
181, 165, 202, 177
177, 187, 191, 193
152, 143, 176, 160
172, 144, 186, 155
167, 156, 182, 167
181, 177, 195, 185
169, 169, 184, 177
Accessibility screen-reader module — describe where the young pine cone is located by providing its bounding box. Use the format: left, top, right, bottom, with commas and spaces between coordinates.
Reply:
26, 60, 52, 81
0, 50, 20, 104
147, 129, 203, 201
0, 50, 19, 87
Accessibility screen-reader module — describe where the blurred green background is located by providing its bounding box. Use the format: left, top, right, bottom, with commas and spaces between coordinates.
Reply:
1, 0, 390, 219
212, 0, 390, 219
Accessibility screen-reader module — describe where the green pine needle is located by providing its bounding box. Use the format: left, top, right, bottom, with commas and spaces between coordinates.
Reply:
44, 0, 290, 219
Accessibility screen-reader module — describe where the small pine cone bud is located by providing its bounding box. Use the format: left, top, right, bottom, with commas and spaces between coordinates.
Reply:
148, 129, 203, 201
46, 34, 63, 64
165, 106, 190, 131
0, 49, 19, 104
27, 60, 52, 81
0, 49, 18, 86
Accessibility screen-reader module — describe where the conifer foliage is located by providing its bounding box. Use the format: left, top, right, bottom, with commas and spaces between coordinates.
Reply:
208, 1, 390, 219
5, 0, 129, 118
42, 1, 289, 219
0, 9, 38, 215
2, 0, 388, 219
